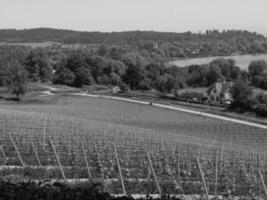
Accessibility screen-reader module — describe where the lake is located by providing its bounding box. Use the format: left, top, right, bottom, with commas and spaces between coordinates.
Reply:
168, 54, 267, 70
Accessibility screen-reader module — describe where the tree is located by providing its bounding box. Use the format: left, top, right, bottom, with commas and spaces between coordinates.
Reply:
110, 72, 121, 85
73, 66, 94, 87
24, 49, 52, 82
55, 53, 94, 87
187, 64, 209, 87
53, 67, 75, 85
237, 70, 249, 83
145, 63, 166, 89
248, 60, 267, 83
206, 64, 224, 85
123, 64, 145, 90
210, 58, 239, 81
230, 81, 253, 108
3, 61, 28, 100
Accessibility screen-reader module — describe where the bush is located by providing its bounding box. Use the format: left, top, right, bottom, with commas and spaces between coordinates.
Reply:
0, 180, 111, 200
175, 91, 206, 102
254, 104, 267, 117
230, 81, 253, 108
119, 82, 130, 93
53, 67, 75, 85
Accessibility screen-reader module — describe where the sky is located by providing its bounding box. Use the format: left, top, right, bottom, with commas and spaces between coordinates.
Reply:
0, 0, 267, 35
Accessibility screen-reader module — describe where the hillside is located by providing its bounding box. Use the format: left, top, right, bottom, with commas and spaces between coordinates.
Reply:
0, 28, 266, 43
1, 28, 267, 58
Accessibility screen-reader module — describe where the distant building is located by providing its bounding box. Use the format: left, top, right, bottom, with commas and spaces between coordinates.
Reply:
206, 81, 233, 104
153, 42, 158, 49
112, 86, 121, 94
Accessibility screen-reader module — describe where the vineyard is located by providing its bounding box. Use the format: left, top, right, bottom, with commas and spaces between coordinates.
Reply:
0, 95, 266, 198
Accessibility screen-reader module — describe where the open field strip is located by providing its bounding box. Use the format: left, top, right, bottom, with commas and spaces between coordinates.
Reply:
72, 93, 267, 130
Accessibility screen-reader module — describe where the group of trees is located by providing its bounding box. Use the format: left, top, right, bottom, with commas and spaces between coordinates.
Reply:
53, 53, 126, 87
0, 60, 28, 100
24, 49, 53, 82
0, 46, 52, 100
185, 58, 245, 87
53, 55, 252, 95
226, 60, 267, 116
0, 40, 267, 106
230, 81, 267, 117
248, 60, 267, 89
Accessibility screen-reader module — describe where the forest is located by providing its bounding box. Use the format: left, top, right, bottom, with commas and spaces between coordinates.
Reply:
1, 28, 267, 58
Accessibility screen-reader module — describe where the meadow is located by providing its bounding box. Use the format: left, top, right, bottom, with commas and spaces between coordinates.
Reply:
168, 54, 267, 70
0, 95, 266, 197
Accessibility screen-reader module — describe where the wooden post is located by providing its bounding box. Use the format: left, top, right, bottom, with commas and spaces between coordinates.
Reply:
258, 155, 267, 198
29, 135, 41, 166
219, 144, 224, 189
43, 117, 47, 148
259, 169, 267, 198
82, 143, 92, 180
176, 145, 180, 184
114, 144, 126, 195
196, 157, 209, 200
147, 152, 161, 195
147, 164, 152, 193
49, 138, 66, 180
214, 149, 218, 197
258, 155, 261, 196
8, 133, 25, 167
0, 146, 7, 164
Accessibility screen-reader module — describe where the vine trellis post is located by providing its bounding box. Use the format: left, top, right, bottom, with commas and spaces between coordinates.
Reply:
114, 144, 126, 195
8, 132, 25, 167
82, 142, 92, 181
196, 157, 209, 200
258, 155, 267, 198
0, 146, 7, 164
214, 148, 218, 198
29, 135, 42, 166
43, 117, 47, 148
147, 151, 161, 195
49, 138, 66, 180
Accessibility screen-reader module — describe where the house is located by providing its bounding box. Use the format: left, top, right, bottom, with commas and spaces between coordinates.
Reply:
206, 81, 233, 105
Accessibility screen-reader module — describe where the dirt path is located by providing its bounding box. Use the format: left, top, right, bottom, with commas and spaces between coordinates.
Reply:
41, 85, 59, 91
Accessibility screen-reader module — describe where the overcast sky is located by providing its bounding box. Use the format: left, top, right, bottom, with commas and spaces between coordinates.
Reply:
1, 0, 267, 35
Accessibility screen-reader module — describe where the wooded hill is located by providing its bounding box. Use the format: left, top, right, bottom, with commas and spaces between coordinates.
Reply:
1, 28, 267, 58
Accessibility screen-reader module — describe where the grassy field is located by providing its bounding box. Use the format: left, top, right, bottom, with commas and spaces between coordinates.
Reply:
168, 54, 267, 70
0, 94, 266, 196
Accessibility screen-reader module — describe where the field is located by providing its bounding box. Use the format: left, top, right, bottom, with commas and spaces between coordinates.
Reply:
0, 41, 59, 48
168, 54, 267, 70
0, 95, 266, 197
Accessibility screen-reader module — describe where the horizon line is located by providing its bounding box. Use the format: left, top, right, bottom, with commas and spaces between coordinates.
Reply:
0, 27, 266, 36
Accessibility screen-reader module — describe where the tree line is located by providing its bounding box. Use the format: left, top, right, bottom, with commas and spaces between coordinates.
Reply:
0, 44, 267, 114
1, 28, 267, 58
